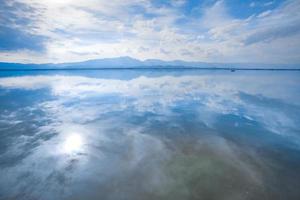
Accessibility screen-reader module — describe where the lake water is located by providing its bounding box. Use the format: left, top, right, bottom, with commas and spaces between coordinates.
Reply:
0, 70, 300, 200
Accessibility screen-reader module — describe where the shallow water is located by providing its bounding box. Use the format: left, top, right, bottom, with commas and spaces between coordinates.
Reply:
0, 70, 300, 200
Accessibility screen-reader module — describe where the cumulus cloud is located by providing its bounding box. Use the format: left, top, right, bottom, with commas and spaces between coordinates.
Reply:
0, 0, 300, 64
243, 22, 300, 45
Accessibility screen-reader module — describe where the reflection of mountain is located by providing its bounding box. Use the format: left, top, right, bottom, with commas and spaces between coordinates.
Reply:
0, 56, 299, 69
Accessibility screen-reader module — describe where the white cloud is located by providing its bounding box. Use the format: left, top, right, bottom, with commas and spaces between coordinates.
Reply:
264, 1, 274, 7
0, 0, 300, 64
257, 10, 272, 18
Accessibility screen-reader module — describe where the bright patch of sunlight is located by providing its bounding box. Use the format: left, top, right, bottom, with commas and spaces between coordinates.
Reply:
63, 133, 84, 154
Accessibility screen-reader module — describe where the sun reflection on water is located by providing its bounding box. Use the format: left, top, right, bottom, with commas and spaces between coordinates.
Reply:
63, 133, 84, 154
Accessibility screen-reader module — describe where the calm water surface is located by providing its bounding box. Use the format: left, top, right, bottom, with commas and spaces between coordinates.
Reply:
0, 70, 300, 200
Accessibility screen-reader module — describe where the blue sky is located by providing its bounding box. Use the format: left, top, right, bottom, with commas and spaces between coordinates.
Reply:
0, 0, 299, 64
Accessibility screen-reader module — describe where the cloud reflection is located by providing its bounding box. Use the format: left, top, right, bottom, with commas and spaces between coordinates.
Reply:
0, 72, 300, 200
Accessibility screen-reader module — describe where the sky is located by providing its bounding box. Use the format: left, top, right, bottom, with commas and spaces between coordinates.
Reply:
0, 0, 300, 64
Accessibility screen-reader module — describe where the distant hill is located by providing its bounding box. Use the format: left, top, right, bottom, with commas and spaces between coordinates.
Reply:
0, 56, 299, 69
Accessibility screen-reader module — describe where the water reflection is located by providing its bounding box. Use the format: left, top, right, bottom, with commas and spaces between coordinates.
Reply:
62, 133, 84, 154
0, 71, 299, 200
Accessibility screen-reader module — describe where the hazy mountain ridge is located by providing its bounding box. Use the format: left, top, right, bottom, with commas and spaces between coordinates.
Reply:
0, 56, 299, 69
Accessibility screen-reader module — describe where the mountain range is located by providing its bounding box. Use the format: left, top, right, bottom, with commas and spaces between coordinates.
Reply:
0, 56, 299, 69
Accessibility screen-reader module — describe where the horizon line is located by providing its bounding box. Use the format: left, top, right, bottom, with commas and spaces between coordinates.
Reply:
1, 67, 300, 71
